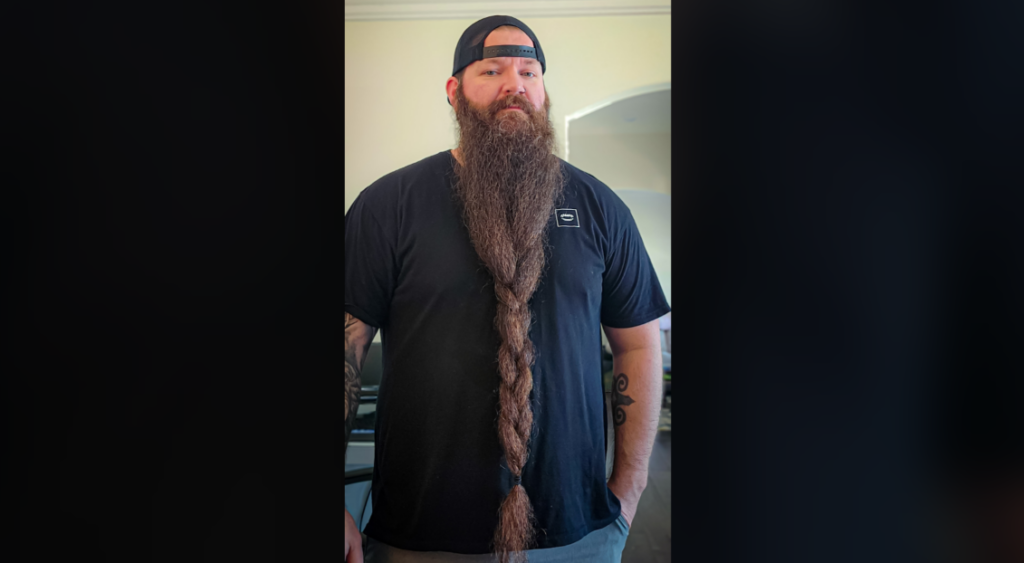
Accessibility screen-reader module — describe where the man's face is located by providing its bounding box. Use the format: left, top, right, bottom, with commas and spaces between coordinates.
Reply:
448, 26, 546, 115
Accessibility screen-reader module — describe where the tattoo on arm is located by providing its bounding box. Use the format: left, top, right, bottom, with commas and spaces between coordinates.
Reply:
611, 373, 635, 427
345, 313, 376, 457
344, 355, 360, 451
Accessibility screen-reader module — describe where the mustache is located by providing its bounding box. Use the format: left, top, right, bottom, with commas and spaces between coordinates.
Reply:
482, 94, 537, 118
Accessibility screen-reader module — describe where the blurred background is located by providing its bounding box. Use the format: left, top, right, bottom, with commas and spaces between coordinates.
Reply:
343, 1, 672, 561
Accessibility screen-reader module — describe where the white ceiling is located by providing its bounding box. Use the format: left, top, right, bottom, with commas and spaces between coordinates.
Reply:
345, 0, 666, 5
346, 0, 489, 4
569, 88, 671, 136
344, 0, 670, 21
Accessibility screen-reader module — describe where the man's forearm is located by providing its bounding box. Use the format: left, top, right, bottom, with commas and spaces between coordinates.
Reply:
344, 353, 361, 459
344, 313, 375, 462
609, 347, 663, 498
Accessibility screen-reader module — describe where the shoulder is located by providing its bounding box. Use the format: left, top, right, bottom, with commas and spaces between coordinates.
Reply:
558, 158, 634, 223
352, 151, 454, 211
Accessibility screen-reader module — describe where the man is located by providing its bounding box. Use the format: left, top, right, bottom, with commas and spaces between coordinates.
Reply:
345, 15, 669, 563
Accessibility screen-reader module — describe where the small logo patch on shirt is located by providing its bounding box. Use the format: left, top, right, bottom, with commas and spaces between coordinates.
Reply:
555, 208, 580, 228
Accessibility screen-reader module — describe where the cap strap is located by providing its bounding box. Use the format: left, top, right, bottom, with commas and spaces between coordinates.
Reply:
482, 45, 537, 60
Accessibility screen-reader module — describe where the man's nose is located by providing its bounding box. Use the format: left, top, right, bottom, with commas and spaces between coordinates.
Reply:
503, 74, 526, 96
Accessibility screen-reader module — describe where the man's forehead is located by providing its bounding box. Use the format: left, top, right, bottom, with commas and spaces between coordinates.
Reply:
474, 28, 540, 70
483, 26, 535, 49
477, 56, 541, 69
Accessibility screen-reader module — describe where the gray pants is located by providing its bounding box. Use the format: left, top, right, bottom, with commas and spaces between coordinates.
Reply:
363, 515, 630, 563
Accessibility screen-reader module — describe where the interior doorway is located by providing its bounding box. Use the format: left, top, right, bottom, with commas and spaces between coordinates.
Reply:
566, 83, 672, 306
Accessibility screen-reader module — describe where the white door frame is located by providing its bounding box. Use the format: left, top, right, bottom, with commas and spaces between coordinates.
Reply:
564, 82, 671, 163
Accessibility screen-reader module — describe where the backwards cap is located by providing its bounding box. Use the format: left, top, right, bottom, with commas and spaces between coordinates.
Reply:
452, 15, 546, 78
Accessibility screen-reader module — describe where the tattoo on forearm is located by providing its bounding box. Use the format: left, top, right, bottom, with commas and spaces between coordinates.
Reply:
344, 313, 372, 454
344, 351, 361, 449
611, 373, 635, 427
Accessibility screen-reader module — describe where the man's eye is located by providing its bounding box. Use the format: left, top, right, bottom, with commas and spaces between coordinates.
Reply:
522, 72, 536, 78
484, 70, 498, 76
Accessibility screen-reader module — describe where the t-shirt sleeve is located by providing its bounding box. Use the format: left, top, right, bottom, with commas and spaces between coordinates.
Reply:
345, 189, 397, 329
601, 203, 671, 328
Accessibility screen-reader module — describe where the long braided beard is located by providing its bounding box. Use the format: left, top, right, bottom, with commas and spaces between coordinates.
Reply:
451, 84, 564, 563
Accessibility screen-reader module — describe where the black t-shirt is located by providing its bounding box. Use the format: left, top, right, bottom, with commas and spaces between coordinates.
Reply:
345, 150, 670, 553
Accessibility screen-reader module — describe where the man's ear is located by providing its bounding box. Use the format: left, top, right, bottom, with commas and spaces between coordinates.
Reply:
445, 76, 459, 108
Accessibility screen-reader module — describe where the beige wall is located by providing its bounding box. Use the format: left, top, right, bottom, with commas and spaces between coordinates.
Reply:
344, 14, 672, 211
568, 132, 671, 194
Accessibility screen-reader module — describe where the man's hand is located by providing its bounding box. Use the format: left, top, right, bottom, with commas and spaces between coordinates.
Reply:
345, 509, 363, 563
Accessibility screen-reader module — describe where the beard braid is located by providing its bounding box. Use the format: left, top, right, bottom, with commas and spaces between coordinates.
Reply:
451, 84, 564, 563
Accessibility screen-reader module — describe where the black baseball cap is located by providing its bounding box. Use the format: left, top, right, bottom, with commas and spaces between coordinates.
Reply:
449, 15, 546, 105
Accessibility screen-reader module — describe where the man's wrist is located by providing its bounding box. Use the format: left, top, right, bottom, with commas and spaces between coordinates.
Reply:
608, 470, 648, 499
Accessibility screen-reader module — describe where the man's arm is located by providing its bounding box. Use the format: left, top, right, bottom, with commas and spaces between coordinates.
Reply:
345, 312, 378, 462
345, 313, 377, 563
603, 318, 663, 527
